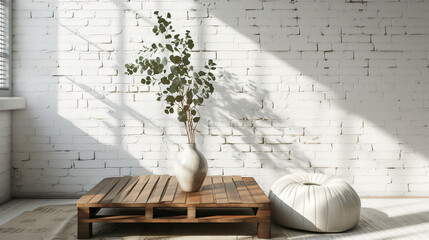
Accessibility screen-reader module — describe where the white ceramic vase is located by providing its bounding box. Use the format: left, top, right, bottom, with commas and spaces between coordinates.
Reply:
174, 144, 208, 192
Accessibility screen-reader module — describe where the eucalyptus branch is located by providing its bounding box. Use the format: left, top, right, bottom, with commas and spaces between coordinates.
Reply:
125, 11, 217, 144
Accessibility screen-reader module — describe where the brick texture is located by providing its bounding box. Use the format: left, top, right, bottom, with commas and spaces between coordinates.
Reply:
12, 0, 429, 197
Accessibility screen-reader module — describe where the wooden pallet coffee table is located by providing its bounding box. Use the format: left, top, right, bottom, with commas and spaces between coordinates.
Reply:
77, 175, 271, 239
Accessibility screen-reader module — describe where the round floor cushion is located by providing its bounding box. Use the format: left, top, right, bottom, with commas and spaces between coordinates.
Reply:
269, 173, 361, 232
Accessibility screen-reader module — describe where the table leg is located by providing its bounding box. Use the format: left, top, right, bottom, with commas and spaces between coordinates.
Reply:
257, 205, 271, 239
77, 207, 92, 239
257, 222, 271, 239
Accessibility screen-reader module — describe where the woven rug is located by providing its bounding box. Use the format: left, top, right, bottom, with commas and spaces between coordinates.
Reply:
2, 203, 428, 239
0, 204, 286, 239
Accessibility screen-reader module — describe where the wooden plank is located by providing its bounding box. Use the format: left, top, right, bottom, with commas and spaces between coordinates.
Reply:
135, 175, 160, 203
243, 177, 270, 204
187, 206, 196, 219
83, 215, 259, 223
201, 176, 214, 204
122, 175, 150, 203
147, 175, 170, 203
145, 207, 153, 219
77, 207, 92, 238
172, 184, 187, 204
100, 176, 132, 203
186, 190, 201, 205
112, 176, 140, 203
88, 177, 121, 204
258, 222, 271, 239
212, 176, 228, 203
77, 178, 112, 204
232, 176, 254, 203
161, 176, 178, 203
224, 176, 241, 203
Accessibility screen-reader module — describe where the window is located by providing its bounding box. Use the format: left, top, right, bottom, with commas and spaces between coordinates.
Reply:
0, 0, 10, 96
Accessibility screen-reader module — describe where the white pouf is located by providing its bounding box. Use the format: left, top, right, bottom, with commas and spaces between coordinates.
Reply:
269, 173, 361, 232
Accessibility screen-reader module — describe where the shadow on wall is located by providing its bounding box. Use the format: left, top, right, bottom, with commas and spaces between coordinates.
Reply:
11, 0, 429, 197
203, 71, 313, 187
191, 0, 429, 193
200, 0, 429, 159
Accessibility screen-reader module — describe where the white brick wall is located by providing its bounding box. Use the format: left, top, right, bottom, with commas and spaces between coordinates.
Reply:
0, 112, 11, 204
12, 0, 429, 197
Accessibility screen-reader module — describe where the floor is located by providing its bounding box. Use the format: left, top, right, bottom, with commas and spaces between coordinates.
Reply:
1, 198, 429, 239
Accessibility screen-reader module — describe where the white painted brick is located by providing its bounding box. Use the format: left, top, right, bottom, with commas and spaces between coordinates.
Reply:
409, 183, 429, 192
10, 0, 429, 197
73, 160, 105, 169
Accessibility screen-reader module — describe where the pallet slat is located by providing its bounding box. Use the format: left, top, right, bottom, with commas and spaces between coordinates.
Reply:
136, 175, 160, 203
186, 191, 201, 205
100, 176, 132, 203
83, 215, 259, 223
224, 176, 241, 203
243, 177, 270, 204
232, 176, 254, 203
77, 178, 112, 204
148, 175, 170, 203
161, 176, 178, 202
122, 175, 150, 203
213, 176, 228, 203
112, 176, 140, 203
172, 185, 187, 204
88, 177, 121, 204
201, 176, 214, 204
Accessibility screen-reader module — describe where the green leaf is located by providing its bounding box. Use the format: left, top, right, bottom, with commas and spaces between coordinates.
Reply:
178, 114, 187, 122
183, 57, 190, 65
193, 117, 200, 123
169, 108, 174, 113
159, 25, 166, 33
161, 77, 169, 84
187, 39, 194, 49
191, 109, 196, 115
166, 95, 175, 103
169, 55, 181, 64
152, 43, 156, 49
186, 91, 193, 104
154, 11, 159, 15
176, 95, 183, 102
166, 44, 173, 52
167, 12, 171, 18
